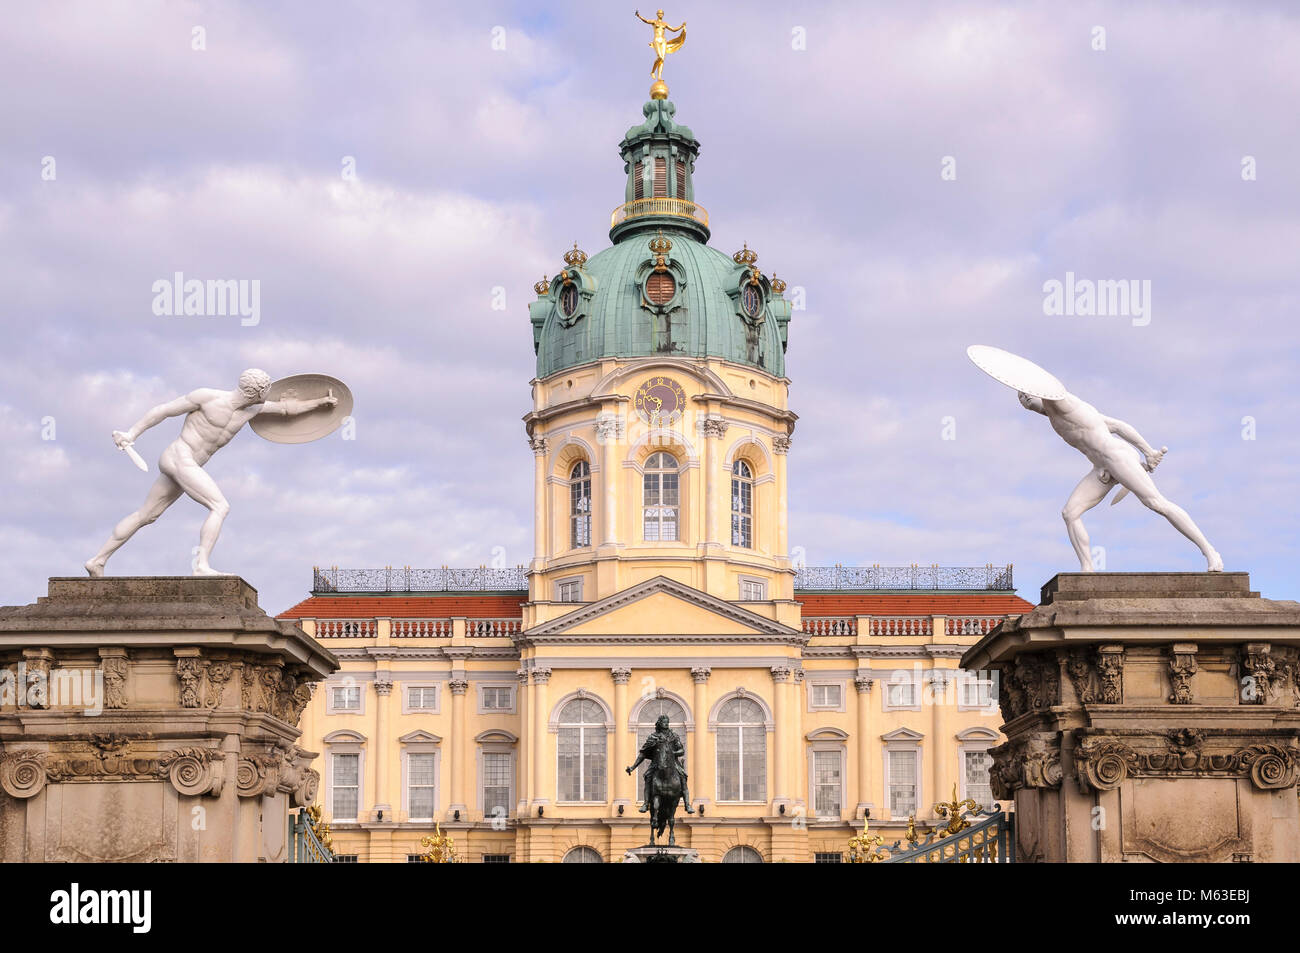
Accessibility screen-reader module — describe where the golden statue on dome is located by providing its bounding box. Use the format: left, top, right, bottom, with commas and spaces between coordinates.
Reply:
635, 9, 686, 99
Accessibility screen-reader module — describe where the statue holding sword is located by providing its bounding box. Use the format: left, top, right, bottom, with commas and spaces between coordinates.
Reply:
86, 368, 352, 577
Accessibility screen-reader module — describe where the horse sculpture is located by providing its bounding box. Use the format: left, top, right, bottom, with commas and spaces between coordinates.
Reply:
626, 714, 692, 846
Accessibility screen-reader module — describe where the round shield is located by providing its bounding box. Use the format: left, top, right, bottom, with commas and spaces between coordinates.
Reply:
249, 374, 354, 444
966, 345, 1068, 400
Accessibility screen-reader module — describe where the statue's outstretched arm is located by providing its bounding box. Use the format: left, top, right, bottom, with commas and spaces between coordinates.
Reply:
262, 391, 338, 417
668, 20, 685, 30
627, 754, 647, 773
122, 393, 201, 443
634, 11, 653, 24
1103, 415, 1161, 464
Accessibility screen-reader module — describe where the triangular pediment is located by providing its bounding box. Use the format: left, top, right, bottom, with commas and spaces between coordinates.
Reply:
525, 575, 801, 641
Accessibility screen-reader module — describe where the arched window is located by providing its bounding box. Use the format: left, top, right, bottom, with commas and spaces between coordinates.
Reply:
642, 452, 679, 541
722, 845, 763, 864
730, 459, 753, 548
557, 698, 607, 802
634, 697, 689, 796
562, 846, 603, 863
716, 697, 767, 802
569, 460, 591, 548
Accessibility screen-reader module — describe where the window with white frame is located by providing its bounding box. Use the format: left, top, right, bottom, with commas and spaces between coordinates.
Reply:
556, 578, 583, 603
716, 697, 766, 802
331, 752, 360, 820
562, 846, 603, 863
406, 752, 437, 820
481, 685, 514, 711
569, 460, 592, 548
642, 451, 679, 541
812, 749, 842, 818
483, 751, 512, 817
958, 671, 997, 710
722, 845, 763, 863
883, 670, 921, 710
739, 578, 766, 601
407, 686, 437, 711
730, 459, 754, 548
329, 684, 361, 712
963, 749, 995, 809
809, 682, 843, 710
887, 749, 918, 816
557, 698, 607, 802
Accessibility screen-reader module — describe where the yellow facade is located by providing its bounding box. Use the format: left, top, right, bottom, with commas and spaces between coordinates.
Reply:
288, 348, 1021, 861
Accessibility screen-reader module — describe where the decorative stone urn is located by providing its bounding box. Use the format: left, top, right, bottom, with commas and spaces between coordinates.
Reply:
0, 576, 336, 862
961, 572, 1300, 863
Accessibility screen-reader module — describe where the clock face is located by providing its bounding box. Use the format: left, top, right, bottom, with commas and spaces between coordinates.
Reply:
633, 376, 686, 425
741, 283, 764, 319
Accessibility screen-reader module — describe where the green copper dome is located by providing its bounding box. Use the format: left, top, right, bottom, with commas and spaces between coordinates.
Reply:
530, 99, 792, 380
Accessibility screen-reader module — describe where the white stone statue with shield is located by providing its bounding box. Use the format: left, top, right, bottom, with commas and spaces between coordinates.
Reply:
86, 369, 353, 576
967, 345, 1221, 572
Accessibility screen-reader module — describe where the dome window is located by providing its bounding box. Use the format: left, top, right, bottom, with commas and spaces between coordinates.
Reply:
741, 283, 763, 319
646, 271, 676, 305
560, 283, 579, 318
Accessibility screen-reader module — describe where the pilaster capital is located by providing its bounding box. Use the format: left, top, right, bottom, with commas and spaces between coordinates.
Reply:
700, 417, 729, 440
373, 674, 393, 696
531, 667, 553, 685
770, 665, 793, 683
854, 673, 875, 694
773, 434, 792, 454
690, 666, 712, 684
448, 679, 469, 696
529, 434, 548, 455
611, 667, 633, 685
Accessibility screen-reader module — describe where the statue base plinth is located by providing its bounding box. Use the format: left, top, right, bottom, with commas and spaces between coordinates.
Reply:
0, 576, 338, 863
623, 844, 701, 864
963, 571, 1300, 863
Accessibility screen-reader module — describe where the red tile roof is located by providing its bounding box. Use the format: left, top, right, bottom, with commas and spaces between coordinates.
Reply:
277, 591, 1033, 620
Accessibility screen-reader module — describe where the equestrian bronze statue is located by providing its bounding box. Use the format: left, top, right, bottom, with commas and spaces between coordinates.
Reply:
626, 714, 693, 846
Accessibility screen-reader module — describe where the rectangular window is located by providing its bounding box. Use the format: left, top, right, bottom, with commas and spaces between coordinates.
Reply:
730, 479, 752, 548
960, 674, 996, 709
557, 579, 582, 603
633, 161, 644, 200
482, 687, 512, 710
332, 753, 359, 820
810, 683, 842, 708
885, 674, 918, 708
814, 852, 843, 863
716, 726, 740, 802
330, 685, 360, 711
483, 751, 512, 817
483, 853, 511, 863
653, 157, 667, 197
964, 750, 995, 808
407, 753, 436, 819
407, 686, 437, 710
813, 750, 842, 817
334, 854, 359, 863
888, 750, 917, 816
739, 579, 766, 601
675, 160, 686, 198
570, 473, 591, 548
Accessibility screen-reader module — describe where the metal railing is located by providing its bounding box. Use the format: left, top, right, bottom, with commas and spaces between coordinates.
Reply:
610, 196, 709, 229
881, 810, 1015, 863
793, 564, 1013, 591
311, 564, 1014, 594
289, 809, 335, 863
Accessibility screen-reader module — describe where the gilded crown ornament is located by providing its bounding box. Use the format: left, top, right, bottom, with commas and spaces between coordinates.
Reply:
770, 273, 787, 295
732, 242, 758, 267
563, 241, 588, 268
534, 275, 550, 296
649, 230, 673, 272
636, 9, 686, 100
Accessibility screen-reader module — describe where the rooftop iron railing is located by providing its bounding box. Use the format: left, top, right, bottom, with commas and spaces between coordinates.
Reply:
310, 564, 1014, 594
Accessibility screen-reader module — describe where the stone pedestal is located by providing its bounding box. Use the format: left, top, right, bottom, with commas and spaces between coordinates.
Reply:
0, 577, 337, 862
622, 844, 701, 863
962, 572, 1300, 863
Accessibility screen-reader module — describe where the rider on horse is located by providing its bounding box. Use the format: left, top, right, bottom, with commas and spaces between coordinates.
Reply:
628, 714, 694, 814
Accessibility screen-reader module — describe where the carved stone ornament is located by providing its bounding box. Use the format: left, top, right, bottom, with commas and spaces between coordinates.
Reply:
997, 654, 1061, 721
701, 418, 729, 440
1074, 728, 1300, 793
1168, 644, 1198, 705
101, 655, 128, 710
0, 749, 48, 799
772, 434, 791, 455
159, 746, 225, 797
177, 656, 203, 708
1065, 644, 1124, 706
690, 666, 712, 684
1241, 643, 1277, 705
529, 434, 548, 455
1096, 645, 1124, 704
988, 733, 1062, 799
611, 667, 633, 685
854, 673, 875, 694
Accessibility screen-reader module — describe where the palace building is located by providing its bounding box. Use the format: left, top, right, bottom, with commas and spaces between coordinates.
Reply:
278, 70, 1033, 863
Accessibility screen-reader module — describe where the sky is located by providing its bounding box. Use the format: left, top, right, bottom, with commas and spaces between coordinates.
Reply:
1, 0, 1297, 614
